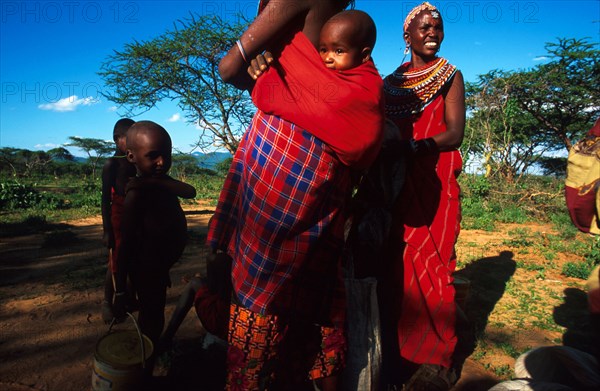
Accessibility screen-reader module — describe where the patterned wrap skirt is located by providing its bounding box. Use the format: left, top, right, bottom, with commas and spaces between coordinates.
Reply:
207, 109, 351, 326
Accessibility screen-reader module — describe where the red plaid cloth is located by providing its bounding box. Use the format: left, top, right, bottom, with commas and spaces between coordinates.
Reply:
207, 110, 351, 325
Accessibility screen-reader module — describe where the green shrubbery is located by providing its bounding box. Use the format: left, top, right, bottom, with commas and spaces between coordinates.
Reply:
562, 237, 600, 279
0, 180, 99, 211
0, 171, 226, 222
459, 174, 567, 230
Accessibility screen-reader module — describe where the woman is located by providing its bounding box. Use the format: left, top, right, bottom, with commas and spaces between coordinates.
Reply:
209, 1, 384, 389
380, 2, 465, 389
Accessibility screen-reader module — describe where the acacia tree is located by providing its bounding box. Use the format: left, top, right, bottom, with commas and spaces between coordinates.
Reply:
464, 37, 599, 181
47, 147, 74, 162
507, 37, 599, 150
66, 137, 114, 179
0, 147, 77, 177
98, 13, 252, 154
0, 147, 21, 177
464, 72, 549, 182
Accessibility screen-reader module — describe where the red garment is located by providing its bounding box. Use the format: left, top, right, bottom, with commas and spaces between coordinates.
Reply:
193, 285, 229, 341
207, 111, 349, 325
108, 192, 125, 273
565, 118, 600, 234
384, 94, 462, 368
252, 31, 384, 169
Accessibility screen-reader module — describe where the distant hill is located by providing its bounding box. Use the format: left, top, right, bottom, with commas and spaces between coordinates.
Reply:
71, 151, 231, 169
191, 151, 231, 169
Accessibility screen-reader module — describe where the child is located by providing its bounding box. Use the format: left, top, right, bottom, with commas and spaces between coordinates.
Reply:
251, 9, 376, 73
318, 10, 377, 71
100, 118, 136, 323
112, 120, 196, 370
249, 8, 383, 170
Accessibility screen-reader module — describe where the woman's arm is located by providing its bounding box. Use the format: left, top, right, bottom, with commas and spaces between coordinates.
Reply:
219, 0, 336, 89
434, 70, 465, 151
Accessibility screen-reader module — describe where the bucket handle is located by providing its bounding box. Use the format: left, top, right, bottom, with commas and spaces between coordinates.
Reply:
108, 312, 147, 369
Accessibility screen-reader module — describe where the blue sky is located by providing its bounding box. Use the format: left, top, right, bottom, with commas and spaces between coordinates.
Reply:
1, 1, 598, 156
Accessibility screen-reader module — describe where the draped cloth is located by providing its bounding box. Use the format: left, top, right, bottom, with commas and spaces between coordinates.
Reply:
208, 28, 385, 325
381, 58, 462, 368
565, 119, 600, 235
252, 31, 384, 169
207, 110, 351, 326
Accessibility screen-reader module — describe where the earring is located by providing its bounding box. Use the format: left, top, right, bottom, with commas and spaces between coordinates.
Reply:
401, 45, 410, 63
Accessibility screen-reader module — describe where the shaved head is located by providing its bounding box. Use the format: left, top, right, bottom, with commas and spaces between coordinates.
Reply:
325, 10, 377, 49
126, 120, 171, 151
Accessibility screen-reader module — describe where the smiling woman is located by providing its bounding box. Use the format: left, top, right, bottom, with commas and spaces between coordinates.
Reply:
375, 2, 467, 389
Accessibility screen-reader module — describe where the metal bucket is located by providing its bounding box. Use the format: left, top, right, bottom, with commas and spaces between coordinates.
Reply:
91, 313, 153, 391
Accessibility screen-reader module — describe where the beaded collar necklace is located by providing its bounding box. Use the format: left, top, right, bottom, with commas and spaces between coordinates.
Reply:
384, 57, 457, 119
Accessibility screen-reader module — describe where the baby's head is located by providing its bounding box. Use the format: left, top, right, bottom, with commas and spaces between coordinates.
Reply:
113, 118, 135, 154
319, 10, 377, 71
126, 120, 172, 178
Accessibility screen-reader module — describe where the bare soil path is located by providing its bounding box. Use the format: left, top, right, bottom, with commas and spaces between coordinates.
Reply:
0, 206, 592, 390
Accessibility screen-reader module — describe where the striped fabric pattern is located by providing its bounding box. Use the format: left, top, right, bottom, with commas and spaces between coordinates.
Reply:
386, 94, 462, 367
207, 109, 351, 325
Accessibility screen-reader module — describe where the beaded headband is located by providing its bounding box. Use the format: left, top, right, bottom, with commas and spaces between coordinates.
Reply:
403, 2, 440, 32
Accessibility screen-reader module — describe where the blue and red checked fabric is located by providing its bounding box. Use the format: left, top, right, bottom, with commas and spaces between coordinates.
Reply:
207, 109, 351, 325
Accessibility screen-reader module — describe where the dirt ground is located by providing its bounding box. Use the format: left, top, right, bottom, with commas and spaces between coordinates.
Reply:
0, 205, 592, 391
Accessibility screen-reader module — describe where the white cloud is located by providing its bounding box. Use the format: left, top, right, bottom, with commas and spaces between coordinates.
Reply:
168, 113, 181, 122
34, 143, 61, 150
533, 56, 549, 62
108, 106, 118, 112
38, 95, 100, 112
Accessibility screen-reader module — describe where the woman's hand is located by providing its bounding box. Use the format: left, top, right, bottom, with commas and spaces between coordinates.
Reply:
247, 51, 274, 80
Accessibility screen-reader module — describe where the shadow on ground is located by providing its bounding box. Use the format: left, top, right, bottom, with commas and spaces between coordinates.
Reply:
152, 335, 226, 391
452, 251, 517, 390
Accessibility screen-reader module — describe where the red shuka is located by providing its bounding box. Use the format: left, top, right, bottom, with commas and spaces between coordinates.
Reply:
252, 31, 384, 170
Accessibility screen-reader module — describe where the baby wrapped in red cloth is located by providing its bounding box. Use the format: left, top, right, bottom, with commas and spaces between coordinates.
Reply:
251, 12, 384, 170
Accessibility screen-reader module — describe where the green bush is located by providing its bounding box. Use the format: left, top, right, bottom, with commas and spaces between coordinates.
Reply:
0, 181, 43, 209
461, 197, 496, 231
68, 181, 101, 208
562, 238, 600, 279
585, 237, 600, 265
549, 212, 579, 240
37, 192, 70, 210
562, 261, 594, 279
496, 205, 528, 224
214, 157, 233, 176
